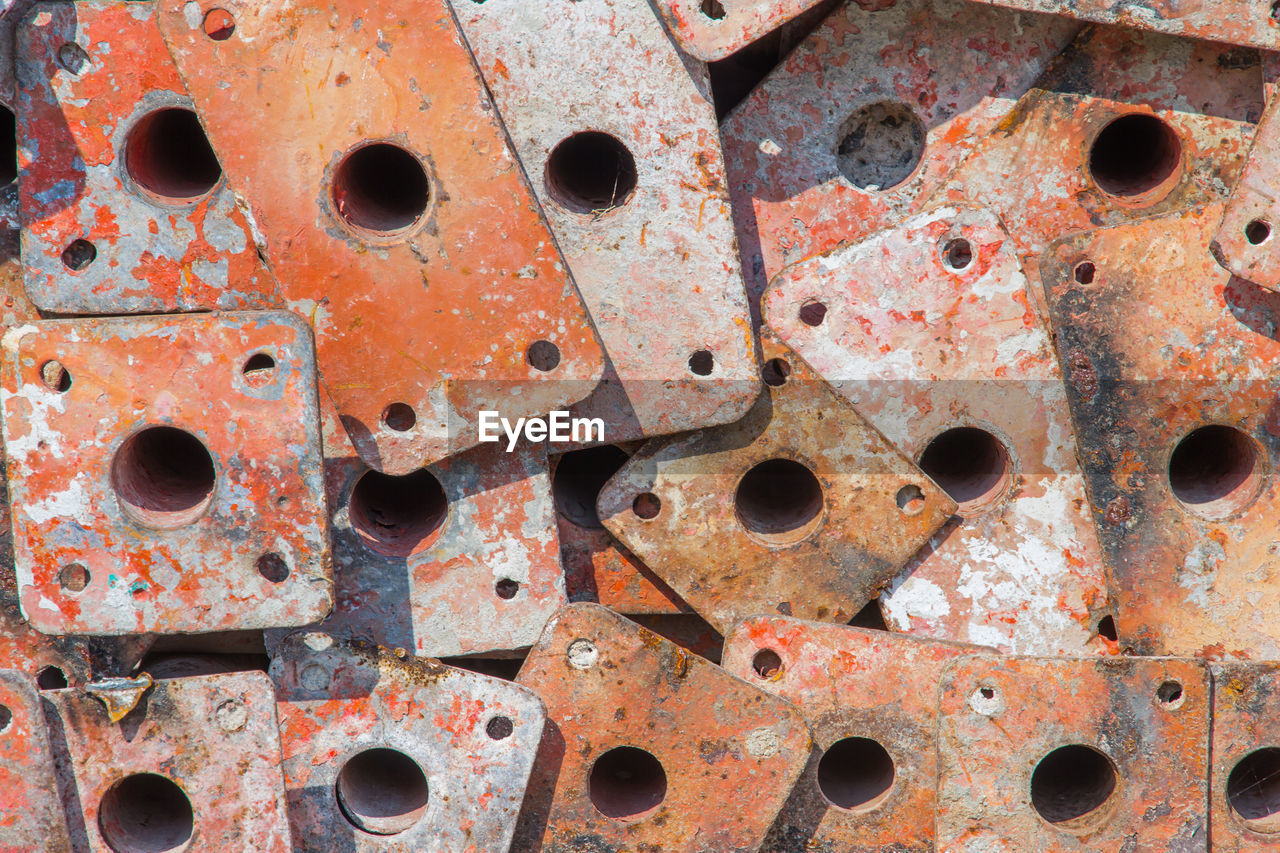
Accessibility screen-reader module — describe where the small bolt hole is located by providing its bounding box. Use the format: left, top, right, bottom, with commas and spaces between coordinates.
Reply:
527, 340, 561, 372
486, 716, 514, 740
40, 360, 71, 393
943, 238, 973, 271
256, 553, 289, 584
59, 563, 89, 593
382, 403, 416, 432
701, 0, 727, 19
56, 43, 90, 75
61, 239, 96, 272
762, 357, 791, 387
0, 704, 10, 734
1073, 261, 1096, 284
688, 349, 714, 376
36, 666, 67, 690
895, 484, 925, 515
241, 352, 276, 387
799, 300, 828, 327
495, 578, 519, 600
632, 492, 661, 520
1156, 680, 1184, 709
203, 7, 235, 40
1247, 219, 1272, 245
752, 649, 782, 678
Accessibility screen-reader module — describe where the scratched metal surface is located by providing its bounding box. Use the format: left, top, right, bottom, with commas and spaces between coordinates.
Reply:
1042, 204, 1280, 658
936, 655, 1209, 851
1214, 91, 1280, 290
266, 390, 568, 658
722, 616, 992, 853
45, 670, 293, 851
451, 0, 761, 445
156, 0, 604, 474
512, 603, 812, 853
0, 311, 331, 635
597, 330, 955, 636
768, 206, 1114, 655
0, 670, 72, 851
271, 632, 545, 852
16, 2, 278, 313
720, 0, 1078, 321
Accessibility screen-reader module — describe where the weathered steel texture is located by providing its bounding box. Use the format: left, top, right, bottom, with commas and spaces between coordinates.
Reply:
512, 603, 811, 852
766, 206, 1113, 655
596, 330, 956, 636
46, 670, 292, 851
0, 669, 72, 851
271, 631, 545, 852
654, 0, 829, 62
964, 0, 1280, 51
931, 25, 1263, 269
553, 445, 690, 615
1210, 663, 1280, 848
629, 613, 725, 663
157, 0, 604, 475
0, 311, 331, 635
264, 389, 566, 658
936, 656, 1209, 850
17, 2, 278, 313
1041, 205, 1280, 657
451, 0, 760, 444
719, 0, 1078, 320
721, 616, 991, 853
1214, 93, 1280, 290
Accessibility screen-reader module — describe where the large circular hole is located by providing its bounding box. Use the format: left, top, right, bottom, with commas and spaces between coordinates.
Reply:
124, 108, 221, 205
336, 748, 429, 836
918, 427, 1010, 513
545, 132, 638, 214
1030, 744, 1118, 831
1087, 114, 1182, 199
36, 666, 67, 690
553, 445, 630, 529
332, 143, 430, 236
734, 458, 824, 545
589, 746, 667, 819
836, 101, 926, 191
817, 737, 895, 812
349, 469, 447, 556
111, 426, 217, 528
1229, 747, 1280, 832
99, 773, 193, 853
1168, 425, 1261, 518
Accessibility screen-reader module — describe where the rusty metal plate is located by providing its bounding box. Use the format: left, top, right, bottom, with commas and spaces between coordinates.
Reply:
964, 0, 1280, 51
1042, 204, 1280, 657
652, 0, 828, 62
0, 311, 331, 636
270, 631, 545, 852
721, 615, 990, 853
1214, 95, 1280, 291
157, 0, 604, 474
451, 0, 760, 443
596, 329, 956, 636
16, 2, 277, 313
719, 0, 1077, 320
936, 655, 1209, 850
45, 670, 292, 851
930, 25, 1262, 267
553, 444, 690, 615
767, 206, 1114, 655
0, 669, 72, 850
268, 390, 567, 658
1209, 663, 1280, 847
512, 603, 811, 852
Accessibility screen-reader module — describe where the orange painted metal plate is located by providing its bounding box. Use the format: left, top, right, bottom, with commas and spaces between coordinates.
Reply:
767, 206, 1113, 655
1209, 663, 1280, 847
1214, 94, 1280, 290
46, 671, 293, 851
597, 331, 956, 636
157, 0, 604, 473
16, 2, 277, 313
1042, 204, 1280, 657
936, 656, 1209, 850
722, 616, 990, 853
0, 311, 331, 636
513, 603, 812, 852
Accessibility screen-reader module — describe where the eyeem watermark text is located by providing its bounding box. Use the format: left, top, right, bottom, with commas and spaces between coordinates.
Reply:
479, 411, 605, 451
